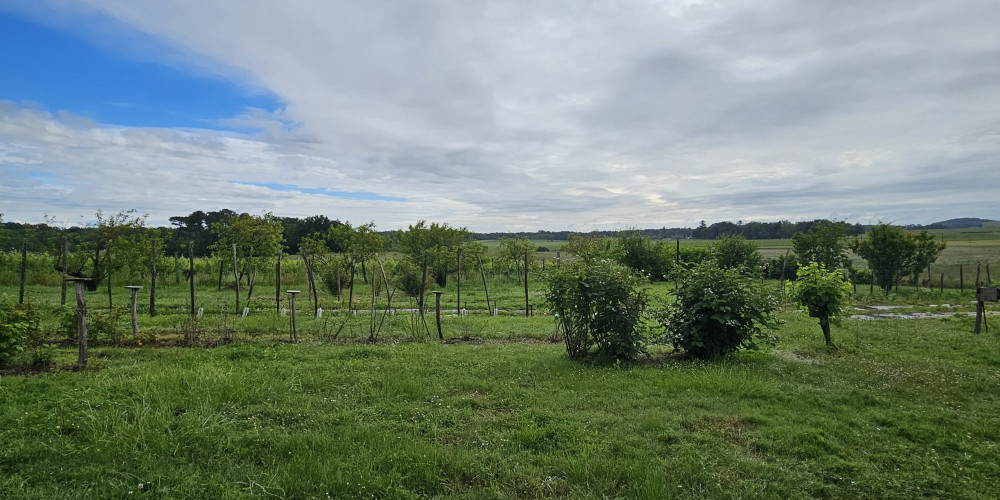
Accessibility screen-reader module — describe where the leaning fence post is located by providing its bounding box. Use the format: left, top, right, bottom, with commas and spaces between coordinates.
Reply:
287, 290, 301, 342
125, 286, 142, 340
433, 291, 444, 340
67, 278, 90, 369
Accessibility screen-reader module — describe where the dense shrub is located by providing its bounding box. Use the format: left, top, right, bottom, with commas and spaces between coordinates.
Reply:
616, 232, 673, 281
656, 263, 778, 359
544, 258, 647, 361
0, 294, 40, 366
708, 235, 763, 275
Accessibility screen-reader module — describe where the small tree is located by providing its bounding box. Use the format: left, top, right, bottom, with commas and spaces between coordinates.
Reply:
850, 224, 944, 294
791, 220, 849, 271
793, 262, 853, 346
544, 258, 647, 361
708, 235, 763, 275
657, 263, 777, 359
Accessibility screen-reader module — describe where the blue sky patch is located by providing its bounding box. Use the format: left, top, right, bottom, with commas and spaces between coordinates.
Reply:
0, 9, 282, 130
238, 182, 406, 202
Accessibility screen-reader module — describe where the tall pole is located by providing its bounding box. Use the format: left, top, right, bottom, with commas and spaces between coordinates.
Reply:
287, 290, 300, 342
434, 291, 444, 340
275, 248, 282, 313
149, 239, 157, 317
68, 278, 90, 369
524, 249, 530, 317
18, 239, 27, 304
456, 247, 462, 314
188, 242, 196, 317
60, 237, 68, 306
125, 286, 142, 340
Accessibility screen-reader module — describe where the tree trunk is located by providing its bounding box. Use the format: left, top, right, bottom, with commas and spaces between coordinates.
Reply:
820, 316, 832, 346
74, 281, 88, 369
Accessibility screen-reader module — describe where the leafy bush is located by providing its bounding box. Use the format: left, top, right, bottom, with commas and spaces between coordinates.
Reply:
616, 232, 673, 281
763, 253, 799, 280
62, 306, 123, 344
0, 294, 40, 366
392, 258, 432, 300
793, 262, 853, 346
656, 263, 778, 359
544, 258, 647, 361
708, 235, 763, 275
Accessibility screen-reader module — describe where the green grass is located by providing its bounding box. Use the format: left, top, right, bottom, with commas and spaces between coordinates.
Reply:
2, 308, 1000, 499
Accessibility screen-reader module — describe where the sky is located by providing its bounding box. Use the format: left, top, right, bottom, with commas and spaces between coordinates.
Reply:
1, 0, 998, 231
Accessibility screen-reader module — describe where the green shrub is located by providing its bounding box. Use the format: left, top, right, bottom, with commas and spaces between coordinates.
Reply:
62, 307, 124, 345
793, 262, 853, 346
616, 232, 673, 281
708, 235, 763, 275
0, 294, 40, 366
656, 263, 778, 359
544, 258, 647, 361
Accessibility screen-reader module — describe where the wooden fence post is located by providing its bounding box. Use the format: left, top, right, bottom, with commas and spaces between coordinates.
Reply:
433, 291, 444, 340
524, 250, 530, 317
125, 286, 142, 340
189, 242, 196, 317
19, 239, 27, 304
149, 240, 157, 317
960, 264, 964, 293
67, 278, 90, 369
479, 255, 491, 313
275, 248, 282, 314
457, 247, 462, 314
60, 237, 68, 306
287, 290, 300, 342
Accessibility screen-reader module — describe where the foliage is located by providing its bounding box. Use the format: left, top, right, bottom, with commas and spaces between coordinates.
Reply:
393, 221, 470, 287
708, 235, 763, 275
763, 253, 799, 280
791, 220, 850, 271
562, 234, 623, 261
615, 231, 673, 281
0, 294, 39, 366
497, 237, 536, 281
850, 224, 945, 294
544, 258, 647, 361
656, 263, 778, 359
793, 263, 853, 346
391, 258, 433, 300
210, 212, 284, 288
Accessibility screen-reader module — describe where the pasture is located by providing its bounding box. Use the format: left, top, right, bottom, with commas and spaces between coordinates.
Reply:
2, 227, 999, 499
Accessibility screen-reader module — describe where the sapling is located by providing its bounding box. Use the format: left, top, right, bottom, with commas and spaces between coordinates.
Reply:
793, 262, 853, 346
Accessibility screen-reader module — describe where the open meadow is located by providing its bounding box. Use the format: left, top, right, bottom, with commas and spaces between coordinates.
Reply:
2, 227, 1000, 499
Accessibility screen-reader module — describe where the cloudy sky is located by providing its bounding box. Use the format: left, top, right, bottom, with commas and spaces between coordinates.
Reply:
1, 0, 998, 231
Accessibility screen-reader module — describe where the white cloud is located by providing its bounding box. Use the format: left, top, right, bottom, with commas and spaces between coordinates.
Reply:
3, 0, 1000, 230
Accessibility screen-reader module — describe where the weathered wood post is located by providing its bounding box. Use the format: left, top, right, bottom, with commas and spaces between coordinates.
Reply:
286, 290, 301, 342
60, 237, 68, 306
960, 264, 964, 293
19, 239, 27, 304
976, 263, 982, 287
67, 278, 90, 369
189, 242, 196, 317
524, 249, 530, 317
149, 240, 157, 317
456, 247, 462, 314
275, 248, 282, 314
433, 291, 444, 340
125, 286, 142, 340
232, 243, 240, 315
478, 255, 491, 314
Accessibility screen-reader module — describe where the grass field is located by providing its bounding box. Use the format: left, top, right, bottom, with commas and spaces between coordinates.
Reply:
2, 310, 999, 499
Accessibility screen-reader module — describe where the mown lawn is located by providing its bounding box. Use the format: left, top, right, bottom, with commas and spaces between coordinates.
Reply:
1, 312, 999, 499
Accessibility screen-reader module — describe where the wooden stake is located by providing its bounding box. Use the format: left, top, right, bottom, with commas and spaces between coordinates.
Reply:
456, 247, 462, 314
287, 290, 300, 342
18, 239, 27, 304
125, 286, 142, 339
479, 255, 491, 313
149, 239, 157, 317
433, 291, 444, 340
524, 249, 530, 317
60, 237, 68, 306
189, 242, 196, 316
960, 264, 964, 293
232, 243, 240, 315
67, 278, 90, 369
275, 248, 282, 314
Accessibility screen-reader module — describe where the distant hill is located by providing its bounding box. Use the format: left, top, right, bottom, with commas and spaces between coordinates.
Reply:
914, 218, 998, 230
